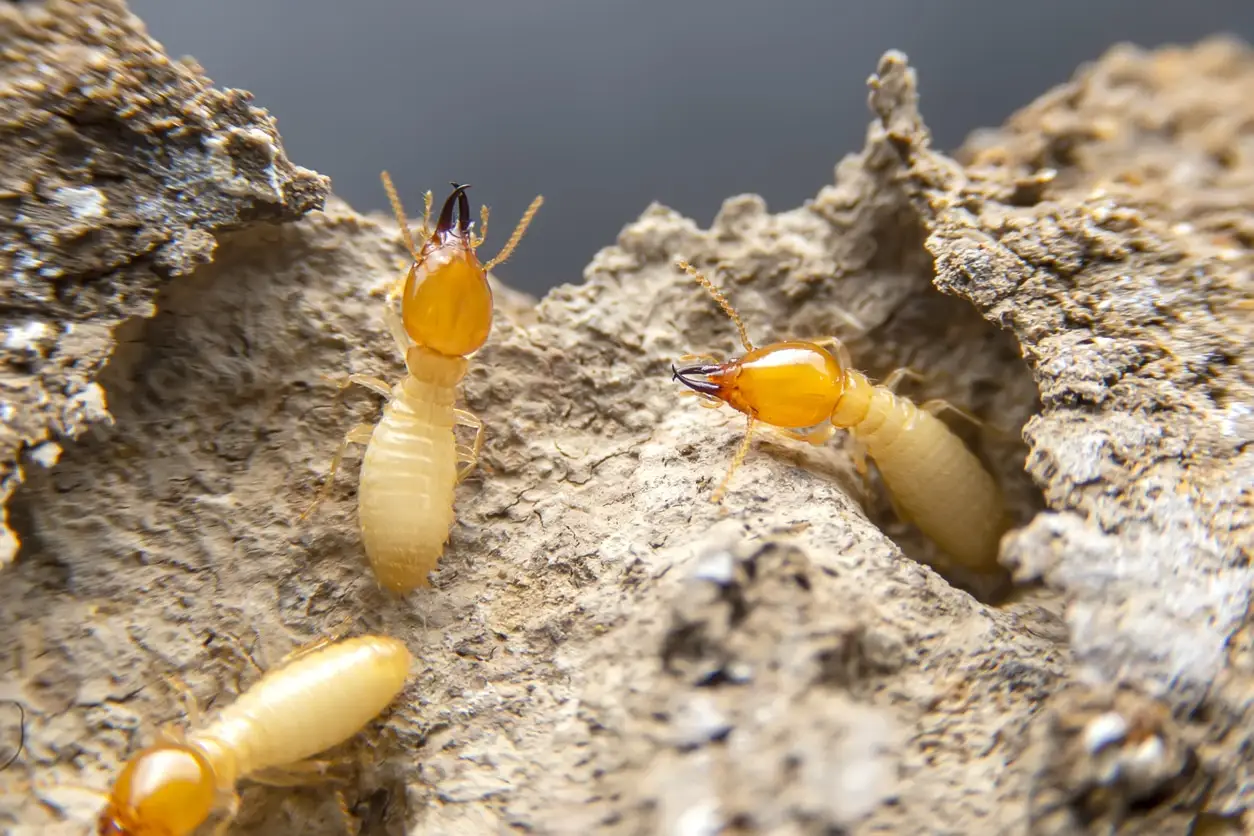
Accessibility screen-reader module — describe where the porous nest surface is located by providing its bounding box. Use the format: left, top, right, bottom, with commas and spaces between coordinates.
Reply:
0, 0, 329, 566
0, 11, 1251, 836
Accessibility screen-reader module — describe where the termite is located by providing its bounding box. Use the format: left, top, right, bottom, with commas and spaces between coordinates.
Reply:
304, 175, 543, 593
670, 258, 1011, 573
96, 634, 412, 836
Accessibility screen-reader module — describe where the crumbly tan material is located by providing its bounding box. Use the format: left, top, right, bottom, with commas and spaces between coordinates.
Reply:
1, 5, 1250, 833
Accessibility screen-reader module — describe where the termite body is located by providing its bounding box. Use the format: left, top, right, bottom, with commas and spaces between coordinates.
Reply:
97, 634, 412, 836
671, 259, 1010, 573
307, 176, 542, 592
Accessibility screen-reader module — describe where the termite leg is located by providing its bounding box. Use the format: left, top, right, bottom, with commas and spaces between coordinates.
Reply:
153, 688, 193, 748
881, 366, 926, 394
883, 482, 914, 526
275, 618, 356, 668
678, 352, 718, 364
300, 424, 374, 521
382, 306, 409, 359
711, 417, 757, 504
455, 444, 476, 475
155, 722, 187, 747
248, 758, 347, 787
882, 368, 1006, 436
159, 673, 202, 729
678, 390, 724, 410
846, 438, 877, 500
322, 373, 393, 400
849, 439, 869, 478
769, 424, 837, 447
386, 262, 417, 308
810, 336, 853, 372
215, 628, 266, 678
453, 408, 485, 482
918, 397, 1001, 435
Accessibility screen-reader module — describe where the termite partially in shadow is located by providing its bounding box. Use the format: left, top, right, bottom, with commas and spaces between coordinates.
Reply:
303, 175, 543, 593
96, 635, 412, 836
670, 258, 1011, 574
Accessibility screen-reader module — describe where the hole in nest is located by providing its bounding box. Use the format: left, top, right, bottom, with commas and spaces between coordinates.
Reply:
760, 207, 1045, 605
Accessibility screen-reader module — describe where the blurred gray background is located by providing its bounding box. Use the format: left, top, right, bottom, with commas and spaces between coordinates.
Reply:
130, 0, 1254, 296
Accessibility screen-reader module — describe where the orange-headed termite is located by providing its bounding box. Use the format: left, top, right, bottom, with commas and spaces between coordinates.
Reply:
96, 635, 412, 836
670, 258, 1011, 573
304, 175, 543, 593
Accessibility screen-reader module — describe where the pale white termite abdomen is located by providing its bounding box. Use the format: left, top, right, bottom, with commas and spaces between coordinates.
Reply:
358, 376, 459, 592
850, 383, 1008, 572
192, 635, 411, 778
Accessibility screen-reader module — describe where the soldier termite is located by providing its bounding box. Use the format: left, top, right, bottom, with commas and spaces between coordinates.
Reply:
670, 258, 1011, 574
303, 175, 543, 593
96, 634, 412, 836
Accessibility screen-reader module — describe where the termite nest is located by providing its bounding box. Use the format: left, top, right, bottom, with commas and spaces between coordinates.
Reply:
7, 10, 1247, 834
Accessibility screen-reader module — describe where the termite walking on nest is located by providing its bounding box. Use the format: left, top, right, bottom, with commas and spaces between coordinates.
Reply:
97, 635, 411, 836
670, 258, 1011, 573
303, 175, 543, 593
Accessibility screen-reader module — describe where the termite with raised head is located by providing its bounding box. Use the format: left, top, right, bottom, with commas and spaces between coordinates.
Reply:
96, 634, 412, 836
670, 259, 1011, 573
305, 175, 543, 593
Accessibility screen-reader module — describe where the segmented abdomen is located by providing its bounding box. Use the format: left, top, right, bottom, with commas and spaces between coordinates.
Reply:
194, 636, 411, 777
853, 388, 1007, 571
358, 378, 459, 592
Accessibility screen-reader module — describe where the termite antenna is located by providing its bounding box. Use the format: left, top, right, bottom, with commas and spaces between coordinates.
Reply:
475, 204, 490, 248
712, 417, 756, 503
380, 171, 420, 260
485, 194, 545, 272
675, 258, 753, 352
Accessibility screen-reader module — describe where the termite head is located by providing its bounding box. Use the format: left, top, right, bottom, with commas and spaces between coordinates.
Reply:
98, 744, 216, 836
673, 340, 846, 428
402, 182, 494, 358
672, 257, 855, 502
381, 172, 542, 360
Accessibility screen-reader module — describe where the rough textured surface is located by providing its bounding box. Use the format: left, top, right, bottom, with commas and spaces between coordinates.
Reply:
0, 17, 1252, 836
917, 39, 1254, 703
877, 40, 1253, 829
0, 0, 330, 565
